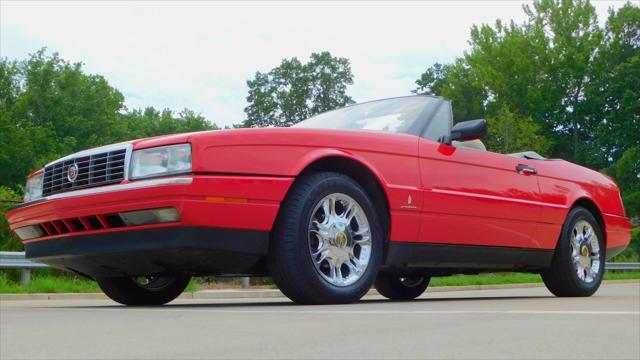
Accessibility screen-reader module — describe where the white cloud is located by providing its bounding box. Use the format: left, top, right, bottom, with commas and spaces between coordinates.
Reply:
0, 0, 624, 127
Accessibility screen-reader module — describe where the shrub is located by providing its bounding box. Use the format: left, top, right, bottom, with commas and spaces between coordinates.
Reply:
0, 186, 22, 251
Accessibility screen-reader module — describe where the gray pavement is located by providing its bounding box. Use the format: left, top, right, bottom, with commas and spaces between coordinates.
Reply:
1, 282, 639, 359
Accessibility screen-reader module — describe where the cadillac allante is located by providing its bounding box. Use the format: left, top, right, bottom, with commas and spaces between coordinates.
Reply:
6, 96, 631, 305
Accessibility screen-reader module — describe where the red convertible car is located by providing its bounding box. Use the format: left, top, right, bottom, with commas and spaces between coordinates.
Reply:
6, 96, 631, 305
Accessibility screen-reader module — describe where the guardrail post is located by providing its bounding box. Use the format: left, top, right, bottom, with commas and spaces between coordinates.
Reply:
241, 277, 250, 289
20, 268, 31, 286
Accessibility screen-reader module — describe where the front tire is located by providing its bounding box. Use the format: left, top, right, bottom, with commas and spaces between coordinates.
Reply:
541, 207, 605, 297
97, 276, 190, 305
269, 172, 383, 305
375, 274, 430, 300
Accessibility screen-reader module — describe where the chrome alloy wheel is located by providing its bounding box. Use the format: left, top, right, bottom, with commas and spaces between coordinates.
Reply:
570, 220, 601, 283
308, 193, 372, 287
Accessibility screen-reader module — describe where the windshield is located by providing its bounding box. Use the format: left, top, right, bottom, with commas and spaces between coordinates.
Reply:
293, 96, 443, 135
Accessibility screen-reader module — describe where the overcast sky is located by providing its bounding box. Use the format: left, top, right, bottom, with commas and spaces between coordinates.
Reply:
0, 0, 625, 127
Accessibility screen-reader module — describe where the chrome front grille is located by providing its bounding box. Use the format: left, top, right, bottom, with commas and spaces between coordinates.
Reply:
43, 148, 128, 196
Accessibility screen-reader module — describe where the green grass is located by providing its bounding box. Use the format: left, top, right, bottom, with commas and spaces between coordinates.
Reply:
185, 279, 198, 292
0, 271, 199, 294
603, 271, 640, 280
430, 273, 542, 287
429, 271, 640, 287
0, 271, 100, 293
1, 271, 638, 294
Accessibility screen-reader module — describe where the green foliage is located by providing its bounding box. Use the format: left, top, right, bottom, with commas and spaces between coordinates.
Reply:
430, 271, 640, 287
0, 186, 22, 251
243, 51, 354, 127
122, 107, 219, 139
0, 271, 100, 293
1, 50, 121, 189
414, 0, 639, 169
605, 147, 640, 218
0, 49, 219, 192
413, 62, 448, 96
413, 60, 486, 122
467, 0, 603, 163
584, 4, 640, 169
485, 106, 551, 155
430, 273, 543, 287
0, 49, 219, 251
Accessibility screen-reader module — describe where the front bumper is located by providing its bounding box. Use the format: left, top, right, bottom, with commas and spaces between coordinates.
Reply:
24, 226, 270, 277
6, 174, 294, 276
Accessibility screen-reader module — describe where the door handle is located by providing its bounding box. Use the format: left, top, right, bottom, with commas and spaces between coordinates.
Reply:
516, 164, 537, 175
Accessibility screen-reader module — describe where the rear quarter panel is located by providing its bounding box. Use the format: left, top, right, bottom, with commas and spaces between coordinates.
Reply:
535, 159, 630, 249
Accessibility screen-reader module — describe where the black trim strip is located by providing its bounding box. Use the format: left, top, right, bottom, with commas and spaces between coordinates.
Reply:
24, 226, 270, 277
25, 226, 268, 260
384, 242, 554, 269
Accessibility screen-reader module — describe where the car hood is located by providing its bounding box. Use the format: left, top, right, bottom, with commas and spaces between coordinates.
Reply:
186, 127, 417, 148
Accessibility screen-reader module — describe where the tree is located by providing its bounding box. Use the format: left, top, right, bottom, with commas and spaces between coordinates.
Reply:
463, 0, 604, 163
413, 63, 448, 96
122, 107, 218, 139
584, 4, 640, 169
243, 52, 354, 127
0, 49, 124, 188
414, 60, 487, 122
0, 49, 220, 251
0, 49, 219, 190
414, 0, 639, 170
605, 147, 640, 218
0, 186, 21, 251
485, 106, 550, 155
526, 0, 603, 163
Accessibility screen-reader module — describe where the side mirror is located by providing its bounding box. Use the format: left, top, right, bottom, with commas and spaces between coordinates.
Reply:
441, 119, 487, 144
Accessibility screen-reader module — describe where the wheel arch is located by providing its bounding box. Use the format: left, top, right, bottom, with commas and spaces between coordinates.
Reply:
297, 156, 391, 242
570, 197, 606, 248
274, 152, 392, 252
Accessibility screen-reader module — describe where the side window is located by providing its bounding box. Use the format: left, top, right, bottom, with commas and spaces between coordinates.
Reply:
422, 103, 451, 141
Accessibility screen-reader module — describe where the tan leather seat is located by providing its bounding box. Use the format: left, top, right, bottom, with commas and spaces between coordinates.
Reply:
452, 139, 487, 152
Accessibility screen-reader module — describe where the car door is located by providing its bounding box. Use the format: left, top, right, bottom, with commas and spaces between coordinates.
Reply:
417, 126, 544, 249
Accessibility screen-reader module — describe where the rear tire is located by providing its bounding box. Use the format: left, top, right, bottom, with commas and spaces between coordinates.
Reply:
375, 274, 430, 300
268, 172, 383, 305
96, 276, 190, 305
541, 207, 605, 297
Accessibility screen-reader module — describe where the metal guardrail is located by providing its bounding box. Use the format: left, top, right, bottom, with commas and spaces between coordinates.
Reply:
0, 252, 49, 269
0, 251, 252, 288
1, 252, 638, 287
0, 252, 49, 285
604, 262, 640, 271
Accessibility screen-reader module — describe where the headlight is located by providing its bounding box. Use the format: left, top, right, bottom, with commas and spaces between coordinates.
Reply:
24, 173, 44, 202
130, 144, 192, 180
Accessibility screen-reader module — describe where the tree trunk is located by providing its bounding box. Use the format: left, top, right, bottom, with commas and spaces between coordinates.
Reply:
571, 85, 582, 162
573, 116, 578, 162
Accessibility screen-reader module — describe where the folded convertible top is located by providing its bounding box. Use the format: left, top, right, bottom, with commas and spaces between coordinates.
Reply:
508, 151, 546, 160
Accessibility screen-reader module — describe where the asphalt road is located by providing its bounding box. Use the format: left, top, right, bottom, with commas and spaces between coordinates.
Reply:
1, 282, 639, 359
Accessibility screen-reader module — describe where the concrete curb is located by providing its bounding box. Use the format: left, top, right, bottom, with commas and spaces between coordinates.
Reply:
1, 279, 637, 301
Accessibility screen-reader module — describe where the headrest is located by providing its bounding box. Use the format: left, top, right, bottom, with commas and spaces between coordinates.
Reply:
452, 139, 487, 152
